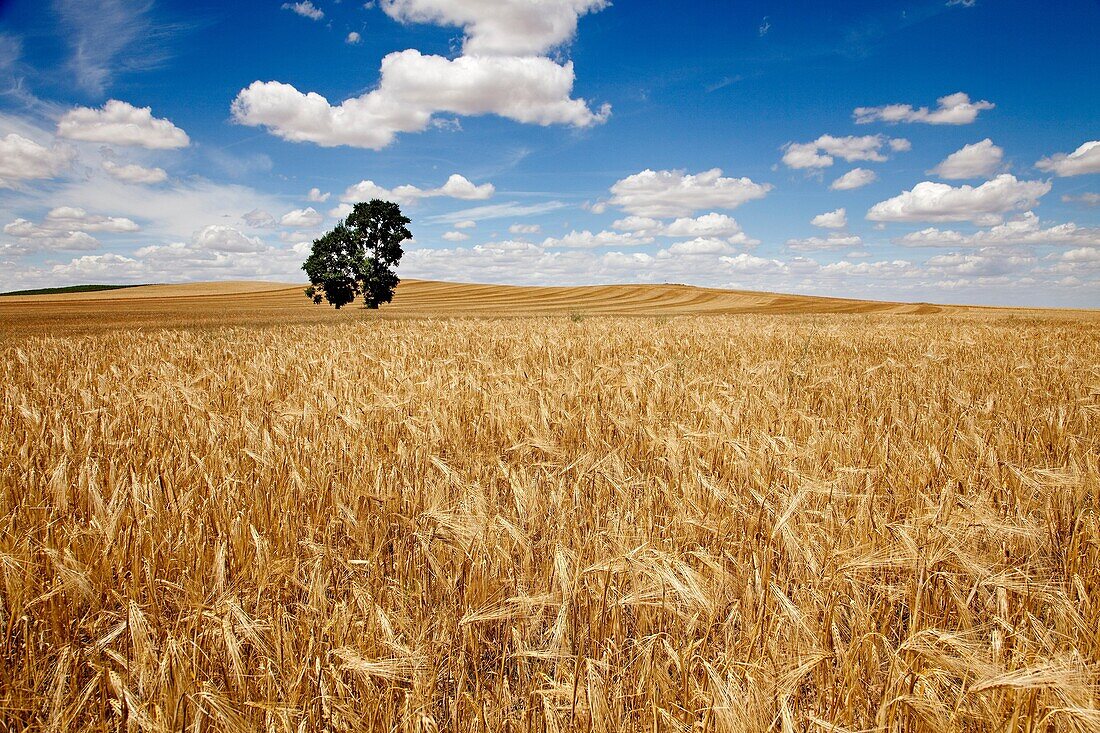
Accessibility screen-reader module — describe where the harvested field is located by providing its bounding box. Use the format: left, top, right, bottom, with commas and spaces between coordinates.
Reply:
1, 282, 1098, 731
0, 279, 964, 337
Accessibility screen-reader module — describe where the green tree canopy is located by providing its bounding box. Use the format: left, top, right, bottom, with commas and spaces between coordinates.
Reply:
302, 199, 411, 309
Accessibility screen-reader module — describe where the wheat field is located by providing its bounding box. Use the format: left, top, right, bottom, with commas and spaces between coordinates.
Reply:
1, 282, 1099, 731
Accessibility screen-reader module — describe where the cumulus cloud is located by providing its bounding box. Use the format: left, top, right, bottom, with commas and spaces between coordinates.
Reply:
57, 100, 190, 149
895, 211, 1100, 248
509, 223, 540, 234
102, 160, 168, 184
867, 174, 1051, 225
0, 134, 74, 187
811, 208, 847, 229
1, 206, 140, 254
454, 219, 477, 228
1, 229, 99, 253
341, 173, 494, 205
718, 252, 791, 275
541, 229, 652, 249
379, 0, 608, 55
1058, 247, 1100, 263
830, 168, 877, 190
232, 52, 609, 149
664, 237, 737, 256
924, 249, 1036, 278
307, 187, 330, 202
929, 139, 1004, 179
242, 209, 277, 229
1036, 141, 1100, 177
608, 169, 771, 218
664, 213, 749, 238
782, 134, 908, 169
346, 31, 362, 44
191, 225, 268, 253
5, 207, 137, 236
280, 207, 324, 228
31, 239, 307, 290
785, 233, 862, 252
611, 212, 757, 244
441, 230, 469, 241
283, 1, 324, 20
854, 92, 994, 125
43, 206, 139, 232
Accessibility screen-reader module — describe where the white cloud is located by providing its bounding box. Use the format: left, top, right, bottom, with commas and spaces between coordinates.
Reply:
341, 173, 494, 205
329, 203, 354, 219
379, 0, 608, 55
1059, 247, 1100, 263
664, 237, 736, 256
611, 212, 754, 243
346, 31, 362, 44
1, 229, 99, 252
609, 215, 660, 233
428, 200, 567, 224
867, 175, 1051, 225
811, 208, 847, 229
782, 134, 908, 169
454, 219, 477, 228
541, 229, 652, 249
57, 100, 190, 149
924, 250, 1035, 278
232, 51, 609, 149
307, 187, 331, 202
50, 175, 287, 243
0, 205, 143, 254
509, 223, 540, 234
191, 225, 268, 253
1062, 193, 1100, 207
830, 168, 877, 190
665, 212, 747, 238
819, 259, 917, 277
785, 233, 862, 252
0, 134, 73, 187
718, 252, 790, 275
929, 139, 1004, 179
4, 207, 138, 246
242, 209, 277, 228
280, 207, 324, 228
854, 92, 994, 125
608, 169, 771, 218
442, 230, 469, 241
283, 1, 324, 20
895, 212, 1100, 248
1036, 141, 1100, 177
42, 206, 139, 232
102, 160, 168, 184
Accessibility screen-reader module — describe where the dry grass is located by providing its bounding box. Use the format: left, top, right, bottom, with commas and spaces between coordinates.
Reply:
1, 283, 1098, 731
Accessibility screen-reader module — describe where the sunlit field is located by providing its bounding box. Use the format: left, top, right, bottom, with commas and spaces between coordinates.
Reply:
1, 283, 1098, 731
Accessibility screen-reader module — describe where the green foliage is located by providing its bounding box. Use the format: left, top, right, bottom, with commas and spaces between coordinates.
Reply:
0, 284, 147, 297
302, 199, 411, 309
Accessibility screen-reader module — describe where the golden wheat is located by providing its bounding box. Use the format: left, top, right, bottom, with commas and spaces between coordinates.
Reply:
1, 295, 1098, 730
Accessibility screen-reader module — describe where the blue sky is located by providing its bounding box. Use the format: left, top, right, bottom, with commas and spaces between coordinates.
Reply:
0, 0, 1097, 306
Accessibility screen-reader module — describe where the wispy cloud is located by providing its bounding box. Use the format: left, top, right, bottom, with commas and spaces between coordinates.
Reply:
54, 0, 178, 96
427, 201, 568, 224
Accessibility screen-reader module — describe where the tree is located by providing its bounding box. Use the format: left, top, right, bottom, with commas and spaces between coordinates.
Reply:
302, 199, 411, 309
